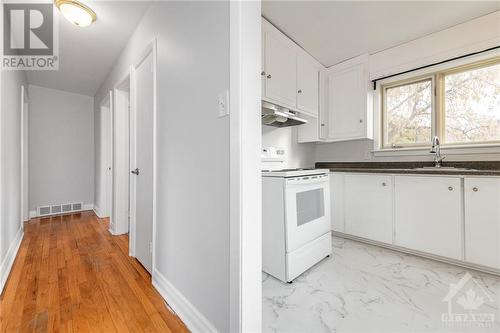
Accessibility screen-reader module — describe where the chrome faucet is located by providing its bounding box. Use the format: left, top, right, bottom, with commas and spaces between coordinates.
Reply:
430, 136, 445, 167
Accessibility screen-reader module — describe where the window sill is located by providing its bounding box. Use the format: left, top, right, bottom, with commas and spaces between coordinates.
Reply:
373, 143, 500, 157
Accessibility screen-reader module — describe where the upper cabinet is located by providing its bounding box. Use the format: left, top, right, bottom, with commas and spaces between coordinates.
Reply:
296, 54, 319, 115
321, 55, 373, 142
263, 30, 297, 109
262, 19, 320, 118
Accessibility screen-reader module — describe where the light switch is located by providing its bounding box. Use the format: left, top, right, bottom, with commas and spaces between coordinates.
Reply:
218, 90, 229, 117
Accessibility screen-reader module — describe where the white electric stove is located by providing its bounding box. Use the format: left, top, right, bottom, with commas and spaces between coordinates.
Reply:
261, 148, 332, 283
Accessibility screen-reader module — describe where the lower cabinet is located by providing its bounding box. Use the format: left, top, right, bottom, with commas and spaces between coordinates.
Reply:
330, 173, 345, 232
464, 177, 500, 269
394, 176, 462, 260
331, 172, 500, 271
344, 174, 393, 243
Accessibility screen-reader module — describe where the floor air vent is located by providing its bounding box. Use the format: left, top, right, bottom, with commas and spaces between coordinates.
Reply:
37, 202, 85, 217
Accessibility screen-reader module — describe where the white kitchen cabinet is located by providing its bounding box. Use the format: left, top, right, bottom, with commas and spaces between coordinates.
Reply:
322, 55, 372, 142
263, 30, 297, 109
297, 54, 319, 116
394, 176, 462, 260
344, 174, 393, 243
464, 177, 500, 269
330, 173, 345, 232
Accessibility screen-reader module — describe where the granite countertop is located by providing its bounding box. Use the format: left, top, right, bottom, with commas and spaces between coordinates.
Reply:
315, 161, 500, 176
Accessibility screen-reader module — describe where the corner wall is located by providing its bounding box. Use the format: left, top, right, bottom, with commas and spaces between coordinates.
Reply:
0, 69, 27, 293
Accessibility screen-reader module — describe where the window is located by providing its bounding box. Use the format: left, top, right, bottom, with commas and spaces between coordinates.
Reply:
381, 57, 500, 149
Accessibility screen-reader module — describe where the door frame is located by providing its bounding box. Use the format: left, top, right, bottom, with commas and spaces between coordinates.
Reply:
20, 85, 29, 225
129, 39, 157, 270
229, 2, 262, 332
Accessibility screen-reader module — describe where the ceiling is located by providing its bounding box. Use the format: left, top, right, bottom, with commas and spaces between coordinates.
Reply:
27, 1, 151, 96
262, 1, 500, 67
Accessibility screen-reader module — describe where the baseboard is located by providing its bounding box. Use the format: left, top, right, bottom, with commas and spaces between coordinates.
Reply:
0, 227, 24, 294
93, 205, 107, 219
152, 269, 218, 333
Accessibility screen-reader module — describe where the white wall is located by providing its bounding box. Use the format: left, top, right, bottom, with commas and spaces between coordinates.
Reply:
262, 126, 315, 168
29, 85, 94, 212
0, 69, 27, 293
315, 11, 500, 163
94, 2, 231, 331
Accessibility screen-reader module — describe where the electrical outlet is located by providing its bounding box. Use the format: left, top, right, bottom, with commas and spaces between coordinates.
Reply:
218, 90, 229, 117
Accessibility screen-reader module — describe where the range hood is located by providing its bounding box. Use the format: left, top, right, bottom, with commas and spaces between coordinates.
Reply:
261, 101, 307, 128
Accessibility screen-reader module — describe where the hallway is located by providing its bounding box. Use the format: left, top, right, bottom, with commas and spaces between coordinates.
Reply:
0, 212, 187, 333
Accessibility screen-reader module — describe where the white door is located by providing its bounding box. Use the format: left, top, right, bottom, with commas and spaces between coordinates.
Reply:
394, 176, 462, 260
264, 31, 297, 108
464, 177, 500, 268
100, 102, 113, 217
344, 174, 393, 243
131, 52, 154, 273
296, 55, 319, 116
285, 174, 330, 252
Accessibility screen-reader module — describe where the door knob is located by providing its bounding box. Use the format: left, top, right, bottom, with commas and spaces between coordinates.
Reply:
266, 74, 272, 79
473, 187, 479, 192
131, 168, 140, 176
298, 89, 302, 93
261, 71, 266, 76
448, 186, 453, 191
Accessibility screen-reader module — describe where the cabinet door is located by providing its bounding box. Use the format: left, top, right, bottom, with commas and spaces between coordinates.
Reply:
330, 173, 344, 232
264, 31, 297, 108
395, 176, 462, 260
465, 178, 500, 269
327, 62, 367, 140
344, 174, 393, 243
297, 55, 319, 116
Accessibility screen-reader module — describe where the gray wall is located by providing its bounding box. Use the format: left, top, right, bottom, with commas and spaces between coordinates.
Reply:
28, 85, 94, 211
0, 69, 27, 290
94, 2, 230, 331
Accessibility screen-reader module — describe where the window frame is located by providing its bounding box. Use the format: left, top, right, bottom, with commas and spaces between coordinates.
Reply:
379, 56, 500, 150
381, 75, 435, 149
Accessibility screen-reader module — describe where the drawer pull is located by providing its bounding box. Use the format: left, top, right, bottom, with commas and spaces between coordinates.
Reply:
382, 182, 387, 187
473, 187, 479, 192
448, 186, 453, 191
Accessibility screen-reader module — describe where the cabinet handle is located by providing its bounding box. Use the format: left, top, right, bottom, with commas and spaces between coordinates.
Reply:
267, 74, 272, 79
261, 71, 266, 76
448, 186, 453, 191
298, 89, 302, 93
473, 187, 479, 192
321, 123, 325, 127
382, 182, 387, 187
359, 119, 363, 123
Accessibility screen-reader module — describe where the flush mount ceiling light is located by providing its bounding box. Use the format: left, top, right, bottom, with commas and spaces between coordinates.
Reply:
55, 0, 97, 27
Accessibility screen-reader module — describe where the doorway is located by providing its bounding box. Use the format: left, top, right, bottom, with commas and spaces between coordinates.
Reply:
95, 93, 113, 219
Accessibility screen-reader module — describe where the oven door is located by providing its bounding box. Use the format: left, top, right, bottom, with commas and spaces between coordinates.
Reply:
285, 174, 331, 252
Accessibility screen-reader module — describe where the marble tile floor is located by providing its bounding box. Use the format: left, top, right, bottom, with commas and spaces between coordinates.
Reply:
263, 236, 500, 333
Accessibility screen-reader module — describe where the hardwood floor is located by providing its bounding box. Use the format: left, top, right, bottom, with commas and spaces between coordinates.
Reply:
0, 211, 188, 333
